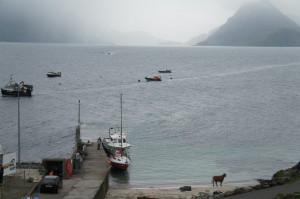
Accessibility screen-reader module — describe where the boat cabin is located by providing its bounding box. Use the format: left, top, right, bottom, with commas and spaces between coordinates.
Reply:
109, 133, 127, 144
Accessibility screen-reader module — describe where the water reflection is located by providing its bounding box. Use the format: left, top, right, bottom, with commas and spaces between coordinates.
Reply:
109, 167, 130, 188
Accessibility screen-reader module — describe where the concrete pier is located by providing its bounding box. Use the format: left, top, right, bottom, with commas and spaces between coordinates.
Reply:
38, 143, 109, 199
63, 143, 109, 199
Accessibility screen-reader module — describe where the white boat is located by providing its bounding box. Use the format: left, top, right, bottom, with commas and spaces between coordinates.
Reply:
102, 94, 131, 156
102, 130, 131, 156
108, 150, 130, 170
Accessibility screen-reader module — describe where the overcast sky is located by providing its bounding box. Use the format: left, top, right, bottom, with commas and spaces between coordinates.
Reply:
2, 0, 300, 42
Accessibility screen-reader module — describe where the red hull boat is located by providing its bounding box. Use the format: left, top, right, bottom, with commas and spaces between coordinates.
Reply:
108, 150, 130, 170
145, 76, 161, 81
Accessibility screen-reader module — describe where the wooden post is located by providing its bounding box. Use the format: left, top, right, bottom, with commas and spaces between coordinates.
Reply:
13, 175, 16, 192
23, 170, 25, 186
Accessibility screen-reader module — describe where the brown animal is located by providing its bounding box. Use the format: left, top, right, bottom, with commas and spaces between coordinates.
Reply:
212, 173, 226, 187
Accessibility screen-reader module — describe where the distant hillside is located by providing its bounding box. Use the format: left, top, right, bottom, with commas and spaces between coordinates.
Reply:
0, 2, 164, 45
0, 14, 163, 45
185, 34, 208, 46
197, 1, 300, 47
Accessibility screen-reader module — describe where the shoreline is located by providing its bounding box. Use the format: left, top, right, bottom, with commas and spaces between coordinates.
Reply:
106, 161, 300, 199
109, 180, 257, 189
105, 183, 254, 199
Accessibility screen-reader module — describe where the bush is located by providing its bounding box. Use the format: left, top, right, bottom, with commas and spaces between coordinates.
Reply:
274, 192, 300, 199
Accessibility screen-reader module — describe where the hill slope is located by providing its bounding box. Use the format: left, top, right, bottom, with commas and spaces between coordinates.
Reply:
197, 1, 300, 46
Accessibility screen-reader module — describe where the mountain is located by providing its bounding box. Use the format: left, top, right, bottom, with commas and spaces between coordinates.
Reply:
288, 14, 300, 26
185, 34, 208, 46
0, 13, 163, 45
197, 1, 300, 47
0, 2, 164, 45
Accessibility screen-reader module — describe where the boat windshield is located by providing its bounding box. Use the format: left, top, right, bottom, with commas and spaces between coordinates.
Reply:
117, 138, 126, 143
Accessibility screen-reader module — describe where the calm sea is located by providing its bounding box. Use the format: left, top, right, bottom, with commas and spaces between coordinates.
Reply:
0, 43, 300, 188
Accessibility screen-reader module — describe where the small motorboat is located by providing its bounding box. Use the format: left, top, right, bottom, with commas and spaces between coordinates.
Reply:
47, 72, 61, 77
1, 74, 33, 97
145, 76, 162, 81
108, 150, 130, 170
158, 69, 171, 73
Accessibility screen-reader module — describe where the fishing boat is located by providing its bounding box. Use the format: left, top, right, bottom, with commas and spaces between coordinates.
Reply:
145, 76, 162, 81
108, 149, 130, 170
102, 94, 131, 156
158, 69, 171, 73
47, 72, 61, 77
1, 74, 33, 97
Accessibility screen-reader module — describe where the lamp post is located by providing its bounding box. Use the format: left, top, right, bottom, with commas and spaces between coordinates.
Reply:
17, 83, 20, 166
78, 100, 80, 126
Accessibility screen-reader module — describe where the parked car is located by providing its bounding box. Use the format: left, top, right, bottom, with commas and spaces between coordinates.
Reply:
40, 175, 63, 194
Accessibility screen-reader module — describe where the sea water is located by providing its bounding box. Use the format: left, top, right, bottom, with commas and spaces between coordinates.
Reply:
0, 43, 300, 188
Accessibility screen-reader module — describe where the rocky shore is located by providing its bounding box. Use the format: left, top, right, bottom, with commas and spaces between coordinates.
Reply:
255, 161, 300, 189
182, 161, 300, 199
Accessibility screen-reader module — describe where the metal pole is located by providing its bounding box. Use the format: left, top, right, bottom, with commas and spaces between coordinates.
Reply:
78, 100, 80, 126
17, 84, 20, 165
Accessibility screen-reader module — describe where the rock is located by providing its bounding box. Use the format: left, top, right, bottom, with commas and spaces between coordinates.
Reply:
292, 161, 300, 169
192, 192, 211, 199
213, 191, 222, 195
232, 187, 247, 195
251, 185, 261, 190
261, 184, 270, 189
179, 186, 192, 192
223, 191, 234, 197
27, 177, 34, 183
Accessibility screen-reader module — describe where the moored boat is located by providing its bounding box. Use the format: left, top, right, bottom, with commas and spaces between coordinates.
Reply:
47, 72, 61, 77
102, 129, 131, 156
102, 94, 131, 156
108, 149, 130, 170
158, 69, 171, 73
145, 76, 162, 81
1, 74, 33, 97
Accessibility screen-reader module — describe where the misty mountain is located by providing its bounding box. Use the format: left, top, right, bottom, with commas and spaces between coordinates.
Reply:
185, 34, 208, 46
197, 1, 300, 47
0, 1, 165, 45
288, 14, 300, 26
0, 14, 163, 45
0, 2, 104, 44
0, 16, 90, 43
